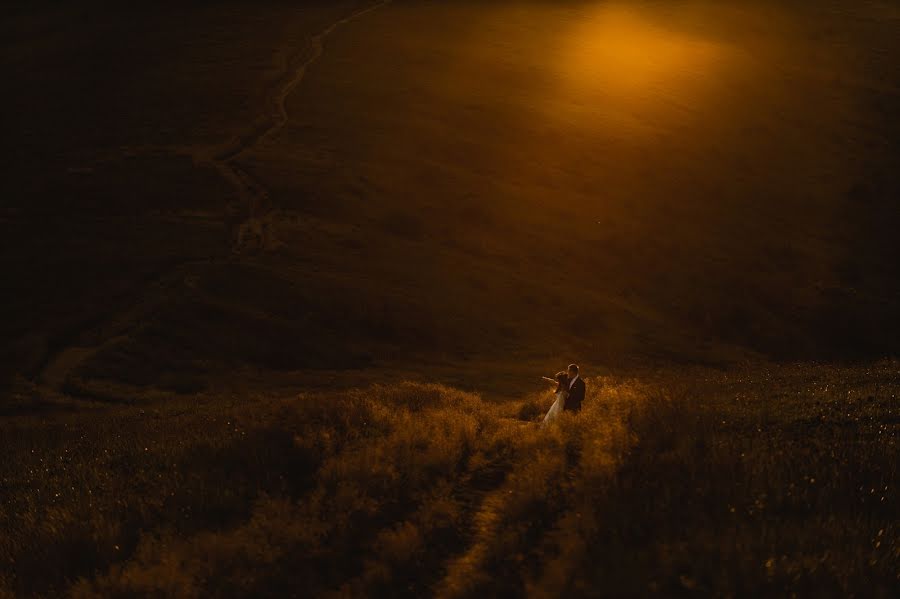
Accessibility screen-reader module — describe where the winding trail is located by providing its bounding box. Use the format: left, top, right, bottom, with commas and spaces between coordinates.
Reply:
197, 0, 392, 252
38, 1, 391, 391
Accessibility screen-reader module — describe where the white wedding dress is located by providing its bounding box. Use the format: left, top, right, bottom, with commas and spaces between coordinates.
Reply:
541, 390, 567, 428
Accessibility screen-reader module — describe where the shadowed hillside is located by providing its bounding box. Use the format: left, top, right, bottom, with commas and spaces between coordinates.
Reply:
2, 0, 899, 396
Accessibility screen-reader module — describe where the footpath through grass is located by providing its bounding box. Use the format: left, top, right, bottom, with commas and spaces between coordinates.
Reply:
1, 363, 899, 597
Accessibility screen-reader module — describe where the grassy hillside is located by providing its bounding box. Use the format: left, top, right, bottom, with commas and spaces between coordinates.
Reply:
0, 0, 372, 387
2, 4, 899, 593
2, 363, 898, 596
2, 0, 899, 396
248, 0, 900, 362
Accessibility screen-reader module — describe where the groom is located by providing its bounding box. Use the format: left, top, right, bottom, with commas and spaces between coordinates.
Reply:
563, 363, 586, 413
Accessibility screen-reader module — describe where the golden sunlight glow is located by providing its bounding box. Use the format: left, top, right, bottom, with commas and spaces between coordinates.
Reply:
551, 5, 729, 128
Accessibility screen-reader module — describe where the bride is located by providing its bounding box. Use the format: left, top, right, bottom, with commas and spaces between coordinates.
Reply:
541, 372, 569, 428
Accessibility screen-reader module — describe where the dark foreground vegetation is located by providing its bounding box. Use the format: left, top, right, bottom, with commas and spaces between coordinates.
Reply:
2, 362, 898, 597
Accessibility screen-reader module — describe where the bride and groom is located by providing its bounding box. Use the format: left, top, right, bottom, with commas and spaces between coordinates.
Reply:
541, 363, 586, 427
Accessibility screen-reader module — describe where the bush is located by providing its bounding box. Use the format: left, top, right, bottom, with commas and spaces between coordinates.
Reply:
516, 393, 546, 421
4, 366, 900, 597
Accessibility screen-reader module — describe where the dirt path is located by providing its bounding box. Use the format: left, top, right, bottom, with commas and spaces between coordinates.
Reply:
40, 337, 127, 390
36, 259, 212, 392
194, 0, 393, 253
36, 2, 391, 393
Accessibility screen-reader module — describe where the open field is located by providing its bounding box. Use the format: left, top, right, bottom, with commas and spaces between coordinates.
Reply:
2, 0, 900, 596
2, 363, 899, 596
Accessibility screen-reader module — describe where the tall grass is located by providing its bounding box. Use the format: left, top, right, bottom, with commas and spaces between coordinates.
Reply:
2, 366, 899, 596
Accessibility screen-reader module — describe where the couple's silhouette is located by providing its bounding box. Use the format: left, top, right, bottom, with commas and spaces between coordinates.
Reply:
541, 364, 585, 427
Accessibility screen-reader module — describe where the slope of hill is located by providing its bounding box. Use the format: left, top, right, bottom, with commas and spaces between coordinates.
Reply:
3, 0, 898, 397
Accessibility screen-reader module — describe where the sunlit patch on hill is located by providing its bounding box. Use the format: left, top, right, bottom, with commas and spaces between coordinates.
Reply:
559, 6, 725, 92
551, 4, 730, 132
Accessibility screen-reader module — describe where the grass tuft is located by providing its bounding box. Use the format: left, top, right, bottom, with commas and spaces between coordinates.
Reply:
2, 366, 899, 596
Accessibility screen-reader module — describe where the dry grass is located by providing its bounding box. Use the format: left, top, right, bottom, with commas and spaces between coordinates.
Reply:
2, 365, 899, 597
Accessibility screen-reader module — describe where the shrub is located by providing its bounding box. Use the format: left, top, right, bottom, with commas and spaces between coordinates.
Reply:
4, 367, 900, 597
516, 395, 545, 422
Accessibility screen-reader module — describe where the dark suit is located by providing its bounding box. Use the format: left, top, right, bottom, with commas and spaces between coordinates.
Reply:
564, 377, 585, 412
